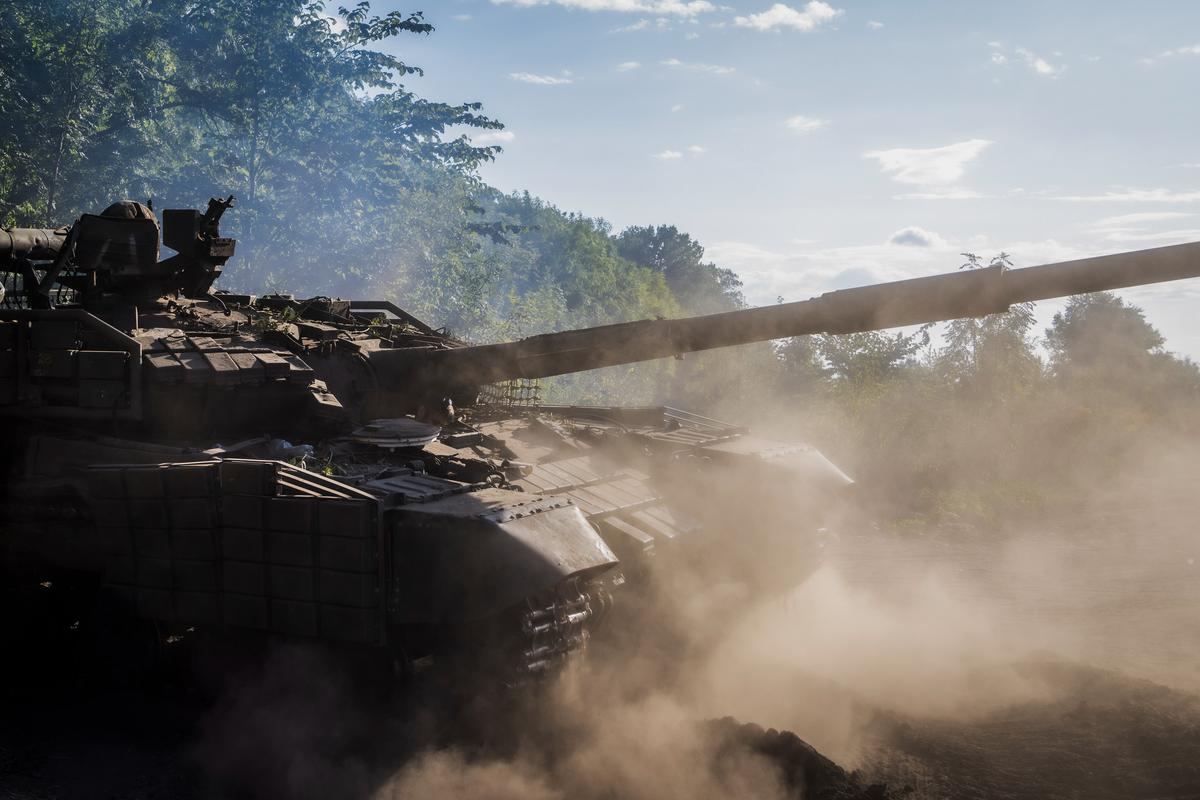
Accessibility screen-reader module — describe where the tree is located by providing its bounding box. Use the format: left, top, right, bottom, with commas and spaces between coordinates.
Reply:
1046, 291, 1165, 372
140, 1, 503, 289
485, 194, 678, 327
615, 225, 744, 313
938, 253, 1041, 396
0, 0, 166, 224
776, 335, 826, 393
0, 0, 508, 300
818, 328, 930, 385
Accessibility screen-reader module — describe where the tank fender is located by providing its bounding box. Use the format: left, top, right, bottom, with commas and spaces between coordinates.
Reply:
389, 490, 618, 624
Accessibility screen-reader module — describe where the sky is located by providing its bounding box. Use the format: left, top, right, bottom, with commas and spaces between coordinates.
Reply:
377, 0, 1200, 357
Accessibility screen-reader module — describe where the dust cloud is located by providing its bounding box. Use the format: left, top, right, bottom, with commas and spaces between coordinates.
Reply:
690, 568, 1058, 761
373, 559, 1055, 798
383, 753, 560, 800
376, 694, 794, 800
174, 354, 1200, 800
365, 398, 1200, 800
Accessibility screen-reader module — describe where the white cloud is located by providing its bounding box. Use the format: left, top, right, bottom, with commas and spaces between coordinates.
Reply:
733, 1, 842, 32
654, 145, 705, 159
889, 227, 948, 248
706, 240, 786, 263
685, 31, 700, 39
654, 145, 706, 159
1090, 211, 1194, 228
1145, 43, 1200, 63
1015, 47, 1059, 76
1055, 188, 1200, 203
989, 43, 1061, 76
895, 188, 988, 200
864, 139, 993, 187
718, 232, 1200, 314
706, 239, 958, 305
1099, 228, 1200, 244
616, 61, 642, 71
1166, 44, 1200, 57
660, 57, 735, 74
670, 103, 685, 112
1082, 211, 1200, 245
867, 20, 883, 30
491, 0, 716, 15
472, 130, 516, 146
451, 14, 472, 21
707, 237, 1103, 308
613, 18, 650, 31
785, 114, 828, 133
509, 72, 574, 85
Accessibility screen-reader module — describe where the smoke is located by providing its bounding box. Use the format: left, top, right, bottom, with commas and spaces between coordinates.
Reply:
381, 753, 561, 800
186, 345, 1200, 799
377, 693, 792, 800
364, 483, 1069, 798
186, 427, 1200, 800
359, 533, 1070, 800
690, 568, 1057, 760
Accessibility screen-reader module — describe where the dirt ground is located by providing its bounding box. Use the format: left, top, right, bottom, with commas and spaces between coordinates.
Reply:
4, 658, 1200, 799
862, 663, 1200, 800
828, 511, 1200, 800
3, 514, 1200, 799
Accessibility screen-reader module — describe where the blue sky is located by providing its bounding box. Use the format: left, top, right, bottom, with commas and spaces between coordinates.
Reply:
378, 0, 1200, 356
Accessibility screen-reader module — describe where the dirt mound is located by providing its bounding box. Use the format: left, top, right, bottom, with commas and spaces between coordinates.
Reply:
706, 718, 892, 800
862, 662, 1200, 800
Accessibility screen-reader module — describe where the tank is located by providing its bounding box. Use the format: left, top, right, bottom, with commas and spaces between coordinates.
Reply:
3, 197, 1200, 682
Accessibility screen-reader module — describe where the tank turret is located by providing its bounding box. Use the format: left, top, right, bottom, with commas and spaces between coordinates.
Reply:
1, 197, 234, 310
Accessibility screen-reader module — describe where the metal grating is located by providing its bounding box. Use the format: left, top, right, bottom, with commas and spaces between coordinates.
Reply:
0, 269, 79, 309
477, 378, 542, 408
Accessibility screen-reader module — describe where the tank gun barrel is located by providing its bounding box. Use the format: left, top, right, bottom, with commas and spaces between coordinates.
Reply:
368, 240, 1200, 397
1, 227, 67, 262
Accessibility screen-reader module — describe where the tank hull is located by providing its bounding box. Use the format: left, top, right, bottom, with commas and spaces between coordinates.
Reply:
5, 200, 1198, 681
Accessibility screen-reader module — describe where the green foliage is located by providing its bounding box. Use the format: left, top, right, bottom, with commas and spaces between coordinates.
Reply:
776, 335, 826, 394
764, 283, 1200, 529
817, 328, 930, 386
0, 0, 167, 223
615, 224, 744, 313
1046, 292, 1165, 371
1042, 292, 1199, 448
487, 193, 678, 325
142, 1, 501, 293
1, 0, 502, 294
937, 254, 1042, 400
